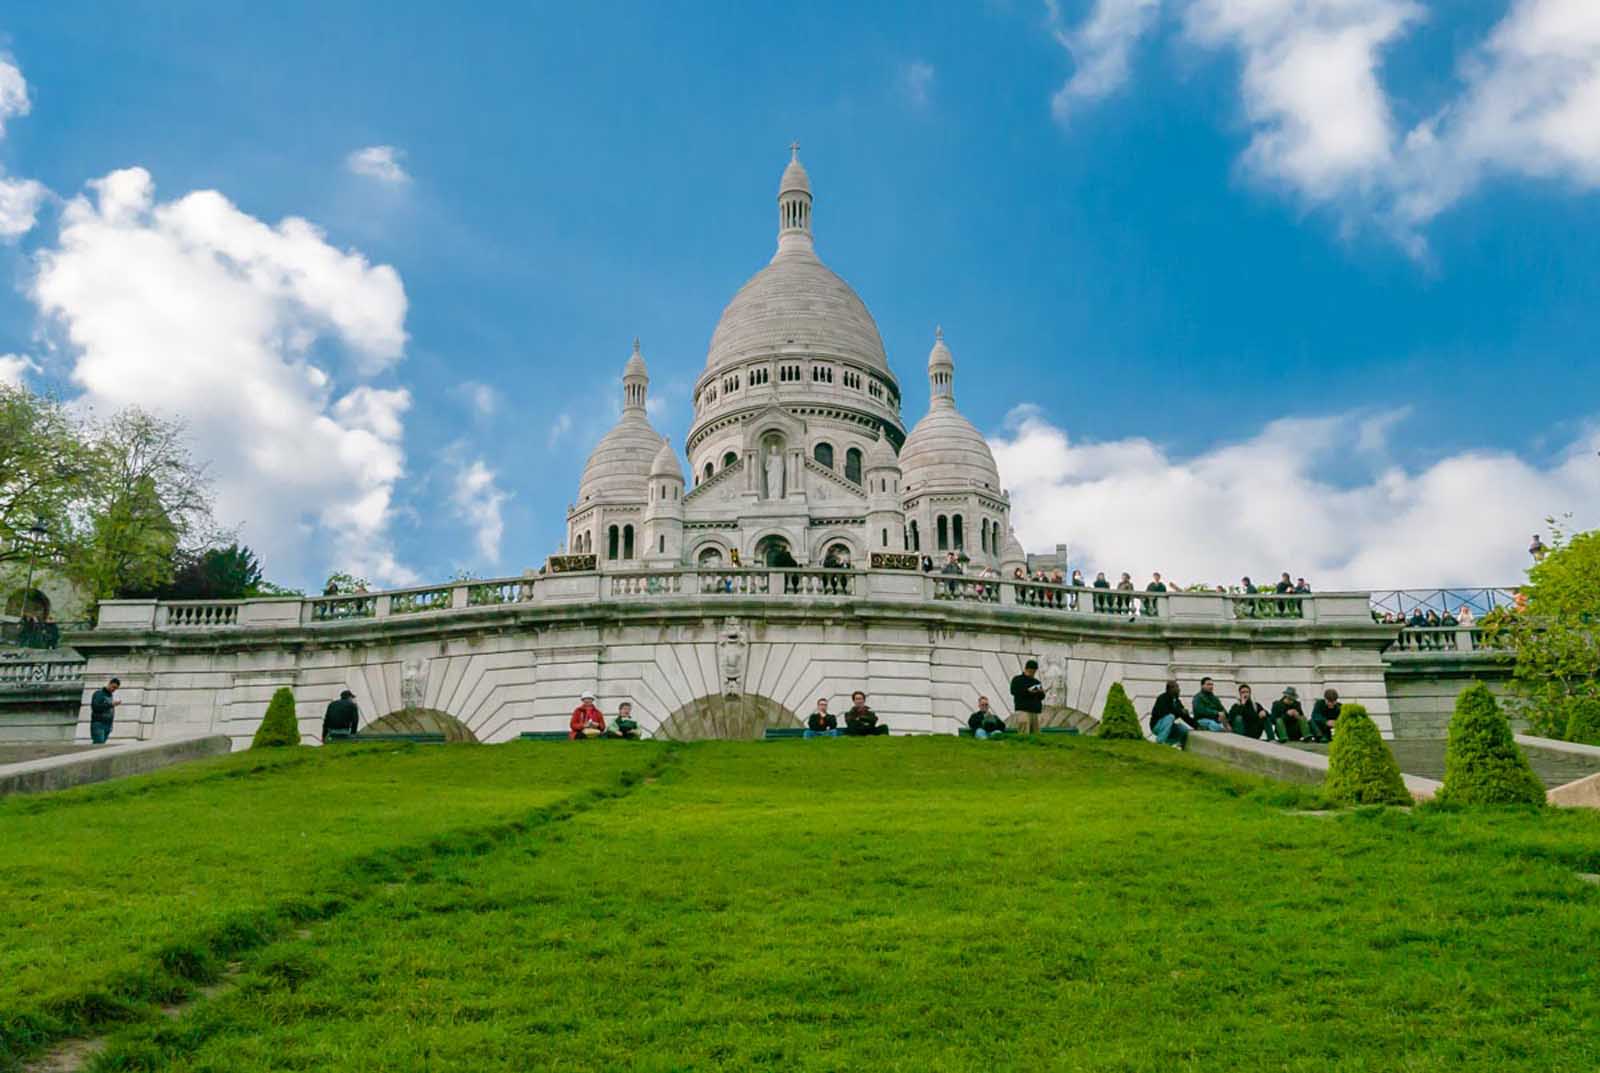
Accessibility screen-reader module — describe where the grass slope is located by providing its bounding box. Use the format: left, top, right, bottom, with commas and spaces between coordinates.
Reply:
5, 738, 1600, 1071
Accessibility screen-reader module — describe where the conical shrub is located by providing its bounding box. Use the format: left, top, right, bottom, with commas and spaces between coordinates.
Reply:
1439, 682, 1545, 805
251, 687, 302, 749
1097, 682, 1144, 740
1564, 697, 1600, 746
1324, 704, 1410, 806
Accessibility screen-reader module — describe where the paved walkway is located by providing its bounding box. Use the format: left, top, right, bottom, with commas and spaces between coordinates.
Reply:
0, 743, 92, 765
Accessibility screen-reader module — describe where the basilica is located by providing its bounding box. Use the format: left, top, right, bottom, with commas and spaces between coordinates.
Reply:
566, 149, 1019, 572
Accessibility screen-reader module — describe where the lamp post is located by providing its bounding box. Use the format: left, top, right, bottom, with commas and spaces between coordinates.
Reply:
21, 519, 46, 624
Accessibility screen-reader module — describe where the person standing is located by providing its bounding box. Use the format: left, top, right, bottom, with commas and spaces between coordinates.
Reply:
1190, 677, 1229, 731
967, 696, 1008, 739
1150, 680, 1193, 747
321, 689, 360, 741
1309, 689, 1341, 743
805, 698, 840, 738
569, 691, 607, 740
1529, 534, 1547, 561
1010, 659, 1045, 734
88, 677, 120, 744
1092, 571, 1110, 612
843, 691, 889, 736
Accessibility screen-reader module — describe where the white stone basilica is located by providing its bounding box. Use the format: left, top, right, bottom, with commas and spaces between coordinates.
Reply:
566, 149, 1019, 573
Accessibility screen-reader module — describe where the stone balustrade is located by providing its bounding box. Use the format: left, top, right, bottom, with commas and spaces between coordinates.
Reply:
0, 657, 88, 690
1389, 625, 1503, 654
163, 602, 240, 628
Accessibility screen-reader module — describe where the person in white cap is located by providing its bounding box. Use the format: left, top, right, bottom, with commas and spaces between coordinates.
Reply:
569, 691, 607, 740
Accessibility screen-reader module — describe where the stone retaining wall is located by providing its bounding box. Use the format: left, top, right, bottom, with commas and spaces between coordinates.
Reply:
0, 733, 233, 796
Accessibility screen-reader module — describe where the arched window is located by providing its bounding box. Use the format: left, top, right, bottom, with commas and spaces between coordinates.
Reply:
980, 519, 989, 554
937, 515, 949, 551
607, 525, 620, 561
813, 442, 834, 469
845, 447, 862, 483
953, 515, 964, 550
881, 528, 888, 548
697, 546, 723, 566
722, 451, 737, 469
909, 521, 920, 551
703, 462, 714, 481
658, 535, 665, 554
623, 525, 635, 560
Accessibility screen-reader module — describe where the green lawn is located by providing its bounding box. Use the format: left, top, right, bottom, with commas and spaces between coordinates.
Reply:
4, 738, 1599, 1071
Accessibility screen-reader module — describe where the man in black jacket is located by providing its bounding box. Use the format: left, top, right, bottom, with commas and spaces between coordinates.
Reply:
322, 690, 360, 741
88, 677, 120, 744
843, 691, 889, 736
967, 696, 1008, 739
1309, 688, 1341, 743
805, 698, 840, 738
1227, 684, 1281, 742
1149, 680, 1193, 747
1010, 659, 1045, 734
1270, 686, 1310, 742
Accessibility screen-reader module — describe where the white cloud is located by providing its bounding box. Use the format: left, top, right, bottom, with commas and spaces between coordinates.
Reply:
454, 380, 500, 419
346, 145, 410, 185
547, 412, 573, 449
992, 404, 1600, 589
900, 60, 937, 108
1047, 0, 1163, 119
0, 56, 47, 239
450, 456, 508, 564
30, 167, 417, 586
0, 56, 29, 136
0, 352, 38, 387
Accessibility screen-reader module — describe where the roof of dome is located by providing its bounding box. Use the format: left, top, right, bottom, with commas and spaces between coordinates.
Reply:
1001, 526, 1026, 564
780, 153, 811, 197
865, 434, 898, 469
649, 437, 682, 479
705, 247, 890, 376
624, 338, 647, 378
899, 407, 1002, 493
578, 412, 662, 502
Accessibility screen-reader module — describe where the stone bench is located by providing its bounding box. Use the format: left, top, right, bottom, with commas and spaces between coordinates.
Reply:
327, 731, 446, 744
763, 727, 808, 740
958, 726, 1081, 737
519, 730, 573, 742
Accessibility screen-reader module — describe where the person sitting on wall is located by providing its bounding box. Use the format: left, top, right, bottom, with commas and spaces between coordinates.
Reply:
1191, 677, 1230, 732
89, 677, 121, 745
606, 701, 641, 740
1228, 684, 1282, 742
1309, 688, 1341, 743
1271, 686, 1311, 742
843, 691, 889, 736
321, 689, 359, 742
967, 695, 1008, 739
805, 698, 840, 739
570, 691, 607, 740
1150, 680, 1194, 747
1010, 659, 1045, 732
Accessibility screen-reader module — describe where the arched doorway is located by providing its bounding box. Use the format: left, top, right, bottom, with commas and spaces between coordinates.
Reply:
361, 708, 479, 742
754, 535, 792, 566
4, 589, 50, 619
654, 693, 802, 741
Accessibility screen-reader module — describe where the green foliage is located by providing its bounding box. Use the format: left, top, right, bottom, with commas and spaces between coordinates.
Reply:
251, 688, 303, 750
0, 385, 94, 569
1325, 703, 1411, 806
1439, 683, 1546, 806
1485, 525, 1600, 738
159, 543, 265, 600
1096, 682, 1144, 739
322, 572, 371, 596
1563, 697, 1600, 746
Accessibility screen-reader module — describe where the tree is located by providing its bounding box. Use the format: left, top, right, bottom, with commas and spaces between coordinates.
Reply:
1564, 698, 1600, 747
161, 544, 265, 600
1324, 704, 1411, 806
0, 385, 94, 568
1438, 682, 1545, 806
1096, 682, 1144, 740
251, 688, 302, 749
1482, 524, 1600, 739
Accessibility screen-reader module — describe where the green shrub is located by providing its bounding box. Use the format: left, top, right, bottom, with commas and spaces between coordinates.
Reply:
1439, 682, 1545, 806
1563, 697, 1600, 746
1324, 704, 1410, 806
251, 687, 302, 749
1096, 683, 1144, 740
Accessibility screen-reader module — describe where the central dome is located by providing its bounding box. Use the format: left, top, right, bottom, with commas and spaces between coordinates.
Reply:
704, 246, 889, 376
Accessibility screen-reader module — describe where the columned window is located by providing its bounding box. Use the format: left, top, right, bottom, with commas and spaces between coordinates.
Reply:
623, 525, 635, 560
607, 525, 620, 561
845, 447, 862, 483
937, 515, 949, 551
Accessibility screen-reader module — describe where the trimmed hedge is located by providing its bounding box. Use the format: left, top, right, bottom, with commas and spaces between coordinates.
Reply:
1564, 698, 1600, 746
251, 687, 302, 749
1439, 682, 1544, 806
1096, 682, 1144, 740
1324, 703, 1410, 806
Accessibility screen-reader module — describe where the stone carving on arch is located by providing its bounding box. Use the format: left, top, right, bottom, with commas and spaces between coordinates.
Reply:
691, 537, 733, 566
808, 529, 863, 565
361, 707, 480, 742
653, 692, 802, 741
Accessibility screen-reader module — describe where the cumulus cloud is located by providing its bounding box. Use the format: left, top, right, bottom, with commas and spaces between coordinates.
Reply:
0, 55, 47, 239
449, 455, 509, 565
0, 352, 38, 387
30, 167, 416, 586
454, 379, 500, 419
1047, 0, 1600, 247
900, 60, 937, 108
991, 404, 1600, 588
0, 55, 29, 135
346, 145, 410, 185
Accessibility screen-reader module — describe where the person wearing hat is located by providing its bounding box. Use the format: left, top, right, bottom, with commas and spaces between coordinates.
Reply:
570, 691, 607, 740
89, 677, 121, 744
322, 689, 360, 741
1270, 687, 1310, 743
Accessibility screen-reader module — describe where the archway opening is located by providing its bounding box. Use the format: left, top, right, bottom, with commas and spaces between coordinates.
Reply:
4, 589, 50, 619
754, 535, 792, 566
654, 694, 802, 741
361, 708, 480, 742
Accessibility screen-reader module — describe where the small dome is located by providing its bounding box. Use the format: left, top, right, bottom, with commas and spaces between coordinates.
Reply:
1001, 527, 1026, 566
624, 338, 647, 379
928, 326, 953, 372
650, 438, 682, 480
899, 407, 1002, 493
780, 148, 811, 197
865, 435, 898, 470
577, 413, 661, 502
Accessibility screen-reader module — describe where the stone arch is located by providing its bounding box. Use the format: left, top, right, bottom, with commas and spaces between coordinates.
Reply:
692, 537, 731, 566
654, 693, 802, 741
808, 529, 862, 564
5, 588, 50, 619
361, 707, 480, 742
750, 529, 796, 565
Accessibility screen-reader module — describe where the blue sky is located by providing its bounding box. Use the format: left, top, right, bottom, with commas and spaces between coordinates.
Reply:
2, 1, 1597, 589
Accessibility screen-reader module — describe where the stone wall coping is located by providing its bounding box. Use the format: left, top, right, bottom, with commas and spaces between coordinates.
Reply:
0, 732, 232, 796
1185, 730, 1440, 801
1515, 733, 1600, 761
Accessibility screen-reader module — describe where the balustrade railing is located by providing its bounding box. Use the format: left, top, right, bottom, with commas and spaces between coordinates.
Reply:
611, 573, 686, 597
1229, 594, 1306, 621
164, 602, 241, 628
0, 658, 87, 688
1390, 626, 1499, 654
389, 586, 453, 615
935, 577, 1002, 604
467, 579, 535, 606
309, 595, 377, 622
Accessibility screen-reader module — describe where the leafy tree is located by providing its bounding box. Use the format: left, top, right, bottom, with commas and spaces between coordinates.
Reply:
1564, 698, 1600, 747
0, 385, 94, 568
1438, 682, 1545, 806
1482, 524, 1600, 738
1324, 704, 1410, 806
321, 572, 371, 596
251, 687, 302, 749
161, 544, 264, 600
1096, 682, 1144, 740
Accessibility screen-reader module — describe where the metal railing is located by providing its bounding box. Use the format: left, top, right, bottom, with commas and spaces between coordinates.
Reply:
1370, 588, 1518, 620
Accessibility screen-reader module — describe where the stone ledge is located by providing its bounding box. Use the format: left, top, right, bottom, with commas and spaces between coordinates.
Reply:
1548, 772, 1600, 809
1515, 734, 1600, 762
1184, 731, 1440, 802
0, 733, 233, 797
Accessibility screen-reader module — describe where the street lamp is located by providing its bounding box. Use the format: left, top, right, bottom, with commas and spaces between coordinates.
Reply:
21, 519, 46, 626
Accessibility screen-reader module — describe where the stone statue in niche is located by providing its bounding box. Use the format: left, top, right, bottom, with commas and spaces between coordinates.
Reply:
718, 617, 747, 698
1041, 654, 1068, 710
400, 658, 428, 710
763, 445, 785, 499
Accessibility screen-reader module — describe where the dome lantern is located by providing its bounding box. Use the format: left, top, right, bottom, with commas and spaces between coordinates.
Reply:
777, 141, 813, 254
622, 338, 649, 413
928, 325, 955, 408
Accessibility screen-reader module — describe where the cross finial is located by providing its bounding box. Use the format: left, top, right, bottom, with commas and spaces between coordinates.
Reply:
789, 139, 801, 159
632, 336, 641, 353
935, 324, 943, 341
